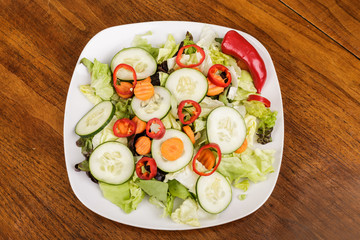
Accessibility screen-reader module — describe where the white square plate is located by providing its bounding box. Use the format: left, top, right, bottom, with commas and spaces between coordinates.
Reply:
63, 21, 284, 230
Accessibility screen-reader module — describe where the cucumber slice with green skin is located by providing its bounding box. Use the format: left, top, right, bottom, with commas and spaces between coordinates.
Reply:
151, 129, 194, 173
75, 101, 115, 138
110, 47, 157, 80
206, 106, 246, 154
131, 86, 171, 122
89, 141, 134, 185
196, 171, 232, 214
165, 68, 208, 103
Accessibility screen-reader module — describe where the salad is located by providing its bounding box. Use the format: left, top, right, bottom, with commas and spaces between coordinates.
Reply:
73, 25, 278, 227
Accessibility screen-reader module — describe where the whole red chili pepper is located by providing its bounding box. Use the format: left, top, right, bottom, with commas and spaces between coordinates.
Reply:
177, 100, 202, 125
176, 44, 205, 68
192, 143, 222, 176
221, 30, 267, 94
136, 157, 157, 180
113, 64, 137, 96
146, 118, 166, 139
207, 64, 232, 88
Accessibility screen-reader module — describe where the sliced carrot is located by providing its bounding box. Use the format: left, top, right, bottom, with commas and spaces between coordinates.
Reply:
235, 139, 248, 154
160, 137, 184, 161
132, 116, 147, 134
197, 149, 216, 170
135, 136, 152, 155
206, 78, 224, 96
182, 125, 195, 144
115, 81, 134, 98
134, 80, 155, 101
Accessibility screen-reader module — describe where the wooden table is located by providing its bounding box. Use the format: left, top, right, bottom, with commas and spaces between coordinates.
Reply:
1, 0, 359, 239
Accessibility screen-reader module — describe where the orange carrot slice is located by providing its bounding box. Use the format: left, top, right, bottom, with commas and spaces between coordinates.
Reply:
235, 139, 248, 154
132, 116, 147, 134
134, 80, 155, 101
115, 81, 134, 98
135, 136, 152, 155
206, 78, 224, 96
160, 137, 184, 161
182, 125, 195, 144
197, 148, 216, 170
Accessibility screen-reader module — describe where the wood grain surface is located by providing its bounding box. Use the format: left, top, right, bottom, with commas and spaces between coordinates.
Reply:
1, 0, 359, 239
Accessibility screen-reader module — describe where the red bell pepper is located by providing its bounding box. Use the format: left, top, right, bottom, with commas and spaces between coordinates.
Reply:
192, 143, 221, 176
221, 30, 267, 94
177, 100, 201, 125
247, 94, 271, 108
207, 64, 232, 88
113, 64, 137, 96
135, 157, 157, 180
176, 44, 205, 68
146, 118, 166, 139
113, 118, 137, 137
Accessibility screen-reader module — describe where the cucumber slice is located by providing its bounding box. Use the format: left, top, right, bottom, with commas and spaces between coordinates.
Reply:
196, 171, 232, 214
110, 47, 157, 80
131, 86, 171, 122
206, 106, 246, 154
165, 68, 208, 103
89, 141, 134, 185
75, 101, 115, 137
151, 129, 194, 173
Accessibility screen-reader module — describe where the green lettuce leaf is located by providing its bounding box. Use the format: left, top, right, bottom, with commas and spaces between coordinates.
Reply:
199, 97, 224, 118
99, 180, 145, 214
114, 98, 133, 119
168, 179, 192, 200
170, 198, 200, 227
149, 192, 175, 217
244, 101, 278, 144
79, 85, 103, 105
132, 31, 159, 59
156, 34, 179, 64
135, 179, 168, 203
162, 113, 182, 130
217, 148, 275, 183
80, 58, 114, 103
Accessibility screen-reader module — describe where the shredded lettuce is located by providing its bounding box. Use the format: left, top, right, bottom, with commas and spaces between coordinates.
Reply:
99, 180, 145, 214
171, 198, 200, 227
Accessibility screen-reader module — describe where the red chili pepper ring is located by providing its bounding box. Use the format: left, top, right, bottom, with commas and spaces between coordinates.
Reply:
113, 64, 137, 96
113, 118, 137, 137
207, 64, 232, 88
146, 118, 166, 139
177, 100, 202, 125
176, 44, 205, 68
192, 143, 222, 176
136, 157, 157, 180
